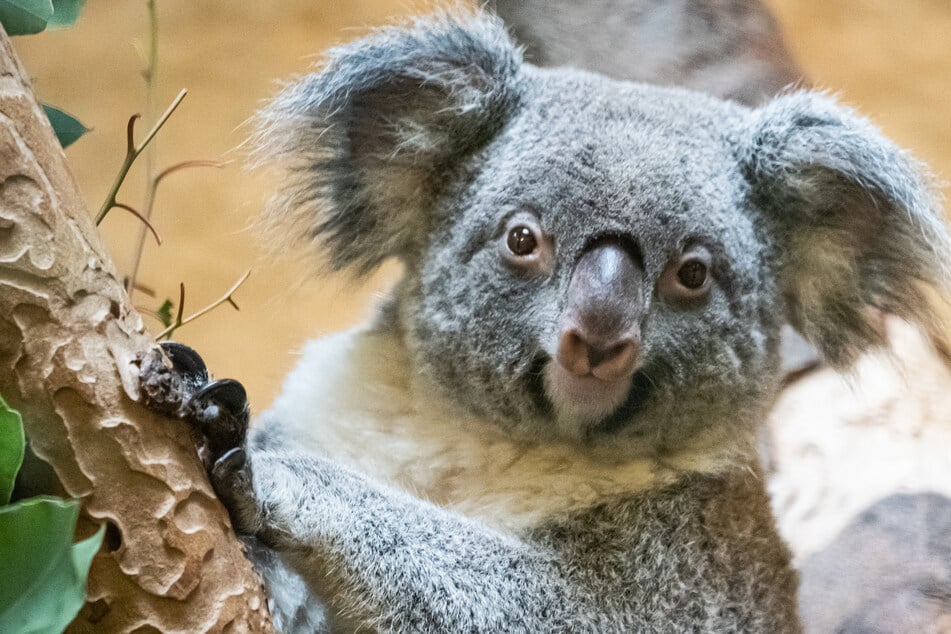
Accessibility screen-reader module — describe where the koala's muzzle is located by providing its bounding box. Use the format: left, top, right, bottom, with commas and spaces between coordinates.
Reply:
557, 242, 644, 382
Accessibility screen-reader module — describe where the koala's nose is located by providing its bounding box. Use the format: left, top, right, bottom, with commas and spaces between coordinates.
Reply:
557, 329, 639, 381
557, 240, 643, 381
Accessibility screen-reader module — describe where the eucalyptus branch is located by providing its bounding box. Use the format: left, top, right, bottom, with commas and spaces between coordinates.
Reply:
169, 282, 184, 331
112, 203, 162, 245
133, 0, 160, 286
95, 88, 187, 226
157, 270, 250, 340
143, 0, 159, 144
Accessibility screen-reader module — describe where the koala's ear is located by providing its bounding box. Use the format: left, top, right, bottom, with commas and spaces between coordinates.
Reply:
742, 91, 950, 366
252, 12, 522, 274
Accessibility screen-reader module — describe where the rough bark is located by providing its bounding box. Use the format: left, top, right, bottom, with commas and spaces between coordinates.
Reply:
0, 26, 273, 633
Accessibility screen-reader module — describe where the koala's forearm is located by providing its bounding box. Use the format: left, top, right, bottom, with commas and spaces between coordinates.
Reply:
247, 451, 578, 632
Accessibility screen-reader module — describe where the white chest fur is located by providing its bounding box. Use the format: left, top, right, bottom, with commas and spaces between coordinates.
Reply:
260, 329, 724, 531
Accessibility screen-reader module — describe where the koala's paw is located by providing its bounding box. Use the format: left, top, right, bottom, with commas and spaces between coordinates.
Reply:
210, 448, 263, 535
139, 342, 262, 534
139, 342, 250, 468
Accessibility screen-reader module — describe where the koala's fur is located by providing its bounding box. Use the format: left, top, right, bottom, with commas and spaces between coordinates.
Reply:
232, 11, 950, 633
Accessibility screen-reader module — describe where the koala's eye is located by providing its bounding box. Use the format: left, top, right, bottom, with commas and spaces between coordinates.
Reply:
659, 245, 713, 304
677, 260, 707, 289
499, 213, 553, 275
507, 225, 538, 256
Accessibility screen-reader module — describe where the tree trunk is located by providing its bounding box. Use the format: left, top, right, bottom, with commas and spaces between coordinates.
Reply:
0, 26, 273, 633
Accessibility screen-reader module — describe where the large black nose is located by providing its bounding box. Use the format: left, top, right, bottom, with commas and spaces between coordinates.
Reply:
557, 242, 644, 381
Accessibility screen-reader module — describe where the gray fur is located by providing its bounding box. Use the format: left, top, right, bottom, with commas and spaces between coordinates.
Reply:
252, 12, 522, 275
491, 0, 822, 380
742, 92, 950, 366
229, 455, 797, 632
234, 11, 949, 633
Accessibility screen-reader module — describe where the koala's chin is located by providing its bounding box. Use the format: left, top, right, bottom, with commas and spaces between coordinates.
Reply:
543, 360, 633, 432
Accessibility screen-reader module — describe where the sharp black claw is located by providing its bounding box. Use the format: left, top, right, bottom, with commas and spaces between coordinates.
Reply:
192, 378, 248, 416
214, 447, 247, 474
210, 447, 260, 535
186, 379, 250, 459
160, 341, 210, 385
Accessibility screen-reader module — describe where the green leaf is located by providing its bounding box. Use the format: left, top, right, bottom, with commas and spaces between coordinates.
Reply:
42, 104, 88, 148
47, 0, 81, 28
156, 299, 174, 328
0, 394, 25, 505
71, 523, 104, 579
0, 0, 54, 35
0, 497, 103, 634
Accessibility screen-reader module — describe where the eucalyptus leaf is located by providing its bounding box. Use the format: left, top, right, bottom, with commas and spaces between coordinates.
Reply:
0, 497, 103, 633
0, 0, 53, 35
157, 298, 174, 328
0, 394, 25, 505
42, 104, 88, 148
48, 0, 82, 28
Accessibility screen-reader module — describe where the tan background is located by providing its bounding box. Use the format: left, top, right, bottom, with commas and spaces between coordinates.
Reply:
15, 1, 951, 410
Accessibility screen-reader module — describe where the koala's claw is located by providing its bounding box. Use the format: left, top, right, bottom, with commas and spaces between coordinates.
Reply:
214, 447, 247, 472
211, 447, 261, 536
160, 341, 210, 385
192, 378, 248, 411
139, 342, 250, 468
187, 379, 250, 459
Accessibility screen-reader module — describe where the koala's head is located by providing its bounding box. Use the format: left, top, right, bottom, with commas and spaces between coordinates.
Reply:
255, 13, 949, 455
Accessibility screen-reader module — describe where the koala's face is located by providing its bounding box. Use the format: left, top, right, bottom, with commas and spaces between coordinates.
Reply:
258, 15, 948, 455
408, 70, 780, 449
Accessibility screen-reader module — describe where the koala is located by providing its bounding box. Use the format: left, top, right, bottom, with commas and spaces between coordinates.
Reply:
141, 11, 950, 634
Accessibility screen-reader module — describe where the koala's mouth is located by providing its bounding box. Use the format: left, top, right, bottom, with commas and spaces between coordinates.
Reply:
590, 369, 655, 435
538, 356, 655, 435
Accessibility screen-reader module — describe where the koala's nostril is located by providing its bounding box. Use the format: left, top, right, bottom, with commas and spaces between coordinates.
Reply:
589, 339, 638, 382
556, 329, 638, 381
557, 330, 592, 377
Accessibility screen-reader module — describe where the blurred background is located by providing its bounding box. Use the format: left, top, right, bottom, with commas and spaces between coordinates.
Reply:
15, 0, 951, 410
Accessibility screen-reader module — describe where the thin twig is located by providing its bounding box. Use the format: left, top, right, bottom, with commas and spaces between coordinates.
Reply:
126, 113, 140, 154
129, 0, 160, 295
97, 120, 137, 226
143, 0, 159, 136
95, 89, 187, 226
173, 282, 185, 325
136, 88, 186, 153
112, 203, 162, 245
154, 159, 227, 187
157, 270, 250, 340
